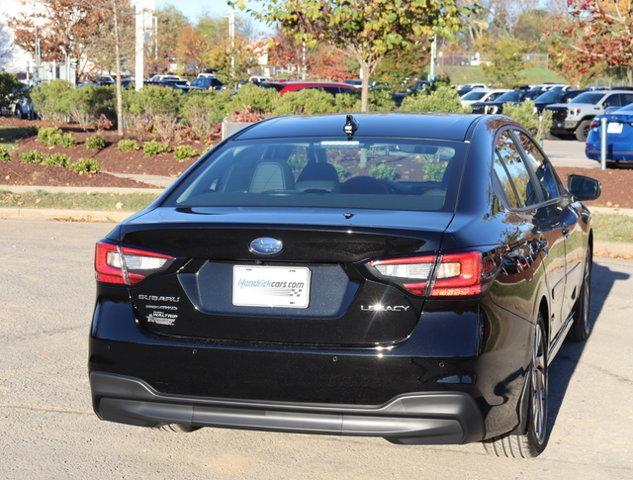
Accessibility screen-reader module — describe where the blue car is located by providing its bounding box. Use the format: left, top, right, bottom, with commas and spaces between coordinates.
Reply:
586, 103, 633, 163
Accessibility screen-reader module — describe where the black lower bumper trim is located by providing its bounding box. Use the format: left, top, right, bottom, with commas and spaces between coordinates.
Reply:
90, 372, 484, 444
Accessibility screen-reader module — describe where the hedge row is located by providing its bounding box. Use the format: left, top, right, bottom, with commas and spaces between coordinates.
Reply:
30, 81, 552, 141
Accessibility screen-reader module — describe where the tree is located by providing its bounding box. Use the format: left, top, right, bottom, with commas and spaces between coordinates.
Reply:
555, 0, 633, 84
149, 6, 190, 74
247, 0, 465, 112
10, 0, 108, 82
478, 36, 528, 87
308, 47, 355, 81
512, 9, 552, 51
175, 25, 209, 74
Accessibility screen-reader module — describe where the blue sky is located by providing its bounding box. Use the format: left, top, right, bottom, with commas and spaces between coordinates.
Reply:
155, 0, 269, 34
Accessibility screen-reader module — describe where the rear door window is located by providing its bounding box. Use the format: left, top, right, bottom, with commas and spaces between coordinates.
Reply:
494, 131, 540, 208
515, 131, 562, 201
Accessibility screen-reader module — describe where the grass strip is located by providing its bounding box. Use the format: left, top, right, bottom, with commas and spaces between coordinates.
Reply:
0, 190, 158, 211
591, 213, 633, 244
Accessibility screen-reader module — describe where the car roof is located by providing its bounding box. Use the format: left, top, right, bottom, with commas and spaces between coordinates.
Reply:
234, 113, 483, 142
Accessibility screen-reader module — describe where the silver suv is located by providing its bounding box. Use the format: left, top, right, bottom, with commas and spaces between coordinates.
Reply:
547, 90, 633, 141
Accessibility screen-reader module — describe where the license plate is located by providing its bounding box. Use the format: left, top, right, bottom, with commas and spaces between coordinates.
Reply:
607, 122, 623, 134
232, 265, 311, 308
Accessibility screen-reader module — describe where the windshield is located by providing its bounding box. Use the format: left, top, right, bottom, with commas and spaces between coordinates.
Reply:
463, 91, 487, 100
496, 91, 523, 102
571, 92, 605, 104
164, 137, 467, 212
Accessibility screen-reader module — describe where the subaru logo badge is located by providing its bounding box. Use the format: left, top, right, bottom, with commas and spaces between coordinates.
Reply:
249, 237, 283, 256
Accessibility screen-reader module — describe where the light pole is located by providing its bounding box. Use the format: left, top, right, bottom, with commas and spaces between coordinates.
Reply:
134, 4, 145, 91
226, 9, 236, 79
428, 34, 437, 82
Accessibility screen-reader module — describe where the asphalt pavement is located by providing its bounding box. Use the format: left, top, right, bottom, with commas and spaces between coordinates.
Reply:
1, 219, 632, 480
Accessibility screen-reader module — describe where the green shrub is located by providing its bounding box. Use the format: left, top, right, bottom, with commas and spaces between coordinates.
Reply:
37, 126, 62, 143
226, 84, 279, 115
42, 153, 70, 167
68, 86, 115, 129
503, 101, 553, 142
68, 158, 100, 174
332, 162, 351, 179
424, 160, 447, 182
181, 91, 228, 138
272, 89, 337, 116
143, 140, 170, 156
20, 150, 46, 164
85, 134, 106, 150
31, 80, 74, 121
0, 145, 10, 162
0, 73, 23, 112
37, 127, 75, 147
125, 86, 182, 117
369, 162, 398, 180
173, 145, 198, 162
117, 139, 141, 152
400, 86, 466, 113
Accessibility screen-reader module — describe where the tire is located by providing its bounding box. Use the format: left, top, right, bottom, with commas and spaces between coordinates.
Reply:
575, 120, 591, 142
484, 314, 549, 458
567, 248, 592, 342
156, 423, 201, 433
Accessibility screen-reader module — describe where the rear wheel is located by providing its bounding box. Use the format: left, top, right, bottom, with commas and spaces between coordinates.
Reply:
567, 249, 592, 342
575, 120, 591, 141
484, 314, 548, 458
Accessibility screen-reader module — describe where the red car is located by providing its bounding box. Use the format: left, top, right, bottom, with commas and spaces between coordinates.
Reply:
264, 81, 358, 96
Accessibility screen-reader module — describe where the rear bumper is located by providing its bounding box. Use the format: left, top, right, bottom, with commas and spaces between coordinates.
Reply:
586, 147, 633, 162
90, 371, 484, 444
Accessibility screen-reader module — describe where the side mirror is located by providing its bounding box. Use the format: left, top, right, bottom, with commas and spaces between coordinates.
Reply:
568, 174, 601, 201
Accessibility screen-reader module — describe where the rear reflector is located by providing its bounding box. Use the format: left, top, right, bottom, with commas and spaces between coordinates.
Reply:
369, 251, 482, 297
95, 242, 174, 285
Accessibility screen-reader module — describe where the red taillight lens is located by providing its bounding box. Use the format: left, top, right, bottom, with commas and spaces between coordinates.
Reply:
369, 251, 482, 297
590, 119, 599, 129
94, 241, 174, 285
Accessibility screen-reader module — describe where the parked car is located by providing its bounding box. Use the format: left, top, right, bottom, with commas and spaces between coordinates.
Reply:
471, 89, 531, 114
460, 88, 510, 109
1, 83, 36, 119
249, 75, 272, 85
275, 81, 359, 95
547, 89, 633, 141
89, 112, 599, 458
585, 103, 633, 164
392, 80, 432, 107
146, 74, 189, 88
178, 76, 224, 92
456, 83, 487, 96
533, 88, 586, 113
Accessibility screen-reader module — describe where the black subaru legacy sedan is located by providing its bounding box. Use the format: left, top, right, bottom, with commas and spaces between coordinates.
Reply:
89, 113, 600, 458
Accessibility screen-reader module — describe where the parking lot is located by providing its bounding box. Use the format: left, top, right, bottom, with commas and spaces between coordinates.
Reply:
1, 219, 632, 480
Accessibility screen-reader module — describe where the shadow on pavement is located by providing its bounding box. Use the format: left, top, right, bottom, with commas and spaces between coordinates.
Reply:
547, 261, 629, 431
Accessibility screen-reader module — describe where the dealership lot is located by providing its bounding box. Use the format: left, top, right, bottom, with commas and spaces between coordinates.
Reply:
1, 219, 632, 480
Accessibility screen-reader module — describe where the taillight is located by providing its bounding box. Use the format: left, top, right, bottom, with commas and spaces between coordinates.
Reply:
94, 241, 174, 285
590, 119, 599, 129
369, 251, 482, 297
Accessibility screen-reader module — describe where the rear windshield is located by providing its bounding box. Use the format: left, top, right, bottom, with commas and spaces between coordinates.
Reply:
164, 137, 467, 212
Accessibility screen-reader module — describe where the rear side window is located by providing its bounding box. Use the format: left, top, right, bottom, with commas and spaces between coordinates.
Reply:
164, 137, 467, 212
515, 131, 561, 201
494, 131, 539, 208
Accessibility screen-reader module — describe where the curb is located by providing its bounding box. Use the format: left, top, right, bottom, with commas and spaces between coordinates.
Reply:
0, 207, 134, 223
0, 184, 164, 195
